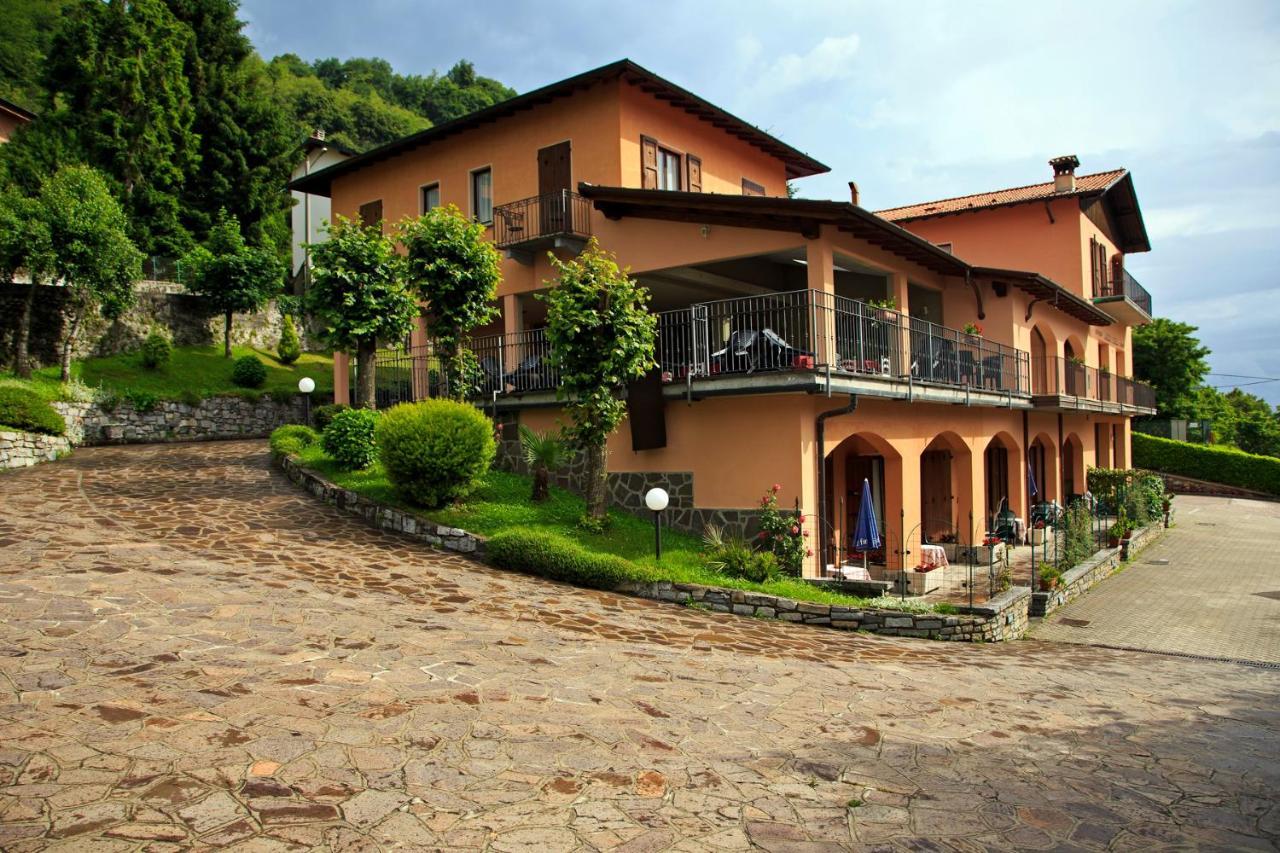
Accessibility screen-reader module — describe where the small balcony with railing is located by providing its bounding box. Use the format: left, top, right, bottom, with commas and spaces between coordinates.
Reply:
1030, 356, 1155, 414
1093, 268, 1152, 324
492, 190, 592, 263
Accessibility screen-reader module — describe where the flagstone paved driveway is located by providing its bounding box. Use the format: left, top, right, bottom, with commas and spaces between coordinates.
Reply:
0, 441, 1277, 851
1033, 494, 1280, 664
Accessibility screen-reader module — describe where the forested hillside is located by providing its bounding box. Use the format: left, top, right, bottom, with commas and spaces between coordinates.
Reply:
0, 0, 515, 257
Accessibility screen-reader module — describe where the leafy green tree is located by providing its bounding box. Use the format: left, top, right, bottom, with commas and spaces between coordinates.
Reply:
168, 1, 297, 253
0, 0, 71, 108
399, 205, 501, 399
0, 188, 52, 377
40, 166, 143, 381
1133, 318, 1210, 418
181, 210, 283, 357
42, 0, 199, 256
306, 216, 418, 409
541, 240, 657, 521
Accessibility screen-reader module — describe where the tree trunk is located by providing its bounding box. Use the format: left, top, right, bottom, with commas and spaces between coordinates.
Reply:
356, 338, 377, 410
583, 441, 609, 520
60, 306, 82, 383
532, 465, 549, 502
224, 310, 233, 358
13, 279, 35, 379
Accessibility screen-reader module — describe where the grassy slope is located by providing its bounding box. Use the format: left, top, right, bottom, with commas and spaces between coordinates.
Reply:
3, 346, 334, 403
293, 445, 937, 609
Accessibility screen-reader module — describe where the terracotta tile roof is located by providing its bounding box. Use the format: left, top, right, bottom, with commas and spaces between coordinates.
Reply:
875, 169, 1127, 222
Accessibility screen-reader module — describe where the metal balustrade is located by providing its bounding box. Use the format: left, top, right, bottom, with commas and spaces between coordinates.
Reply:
1031, 355, 1156, 410
1094, 268, 1153, 317
906, 316, 1029, 394
492, 191, 592, 250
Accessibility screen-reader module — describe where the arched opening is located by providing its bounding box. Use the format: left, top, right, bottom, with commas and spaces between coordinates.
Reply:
983, 432, 1022, 529
1031, 326, 1050, 394
1063, 337, 1085, 397
824, 432, 903, 569
919, 432, 973, 544
1028, 432, 1058, 506
1063, 433, 1085, 501
1094, 421, 1113, 470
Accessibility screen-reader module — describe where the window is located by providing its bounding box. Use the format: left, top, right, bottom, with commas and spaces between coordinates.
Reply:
658, 147, 681, 190
421, 183, 440, 213
741, 178, 765, 197
357, 199, 383, 229
471, 168, 492, 223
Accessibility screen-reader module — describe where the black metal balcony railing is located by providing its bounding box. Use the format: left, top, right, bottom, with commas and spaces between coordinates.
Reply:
1030, 356, 1155, 410
492, 190, 591, 250
1095, 269, 1153, 317
907, 316, 1029, 394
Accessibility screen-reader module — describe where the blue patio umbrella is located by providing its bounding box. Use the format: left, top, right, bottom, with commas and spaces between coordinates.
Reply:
1027, 460, 1039, 499
851, 478, 881, 571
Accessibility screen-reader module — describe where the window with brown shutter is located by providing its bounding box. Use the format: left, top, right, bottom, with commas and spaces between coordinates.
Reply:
640, 136, 659, 189
741, 178, 765, 196
1097, 243, 1108, 294
1089, 237, 1100, 295
686, 155, 702, 193
1111, 253, 1124, 290
358, 199, 383, 230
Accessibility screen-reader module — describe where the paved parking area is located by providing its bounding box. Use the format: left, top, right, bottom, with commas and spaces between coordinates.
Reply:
0, 442, 1277, 851
1033, 495, 1280, 664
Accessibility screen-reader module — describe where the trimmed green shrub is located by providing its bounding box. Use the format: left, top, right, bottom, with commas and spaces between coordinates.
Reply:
0, 386, 66, 436
486, 528, 658, 590
321, 408, 380, 470
376, 400, 496, 507
139, 329, 172, 370
1133, 433, 1280, 496
270, 424, 320, 457
313, 403, 349, 431
231, 354, 268, 388
277, 314, 301, 365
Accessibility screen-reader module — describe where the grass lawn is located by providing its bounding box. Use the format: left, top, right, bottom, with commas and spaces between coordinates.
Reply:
2, 346, 334, 404
292, 444, 946, 611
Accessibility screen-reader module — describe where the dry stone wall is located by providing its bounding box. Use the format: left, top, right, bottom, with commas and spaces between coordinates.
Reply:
0, 430, 72, 470
52, 396, 305, 446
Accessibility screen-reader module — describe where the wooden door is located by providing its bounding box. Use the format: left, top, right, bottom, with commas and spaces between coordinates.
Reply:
920, 450, 953, 540
538, 141, 572, 232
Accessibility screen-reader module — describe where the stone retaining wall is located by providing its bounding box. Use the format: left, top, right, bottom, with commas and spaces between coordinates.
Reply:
1031, 521, 1164, 618
1159, 472, 1279, 502
274, 452, 1033, 643
0, 430, 72, 470
53, 395, 304, 446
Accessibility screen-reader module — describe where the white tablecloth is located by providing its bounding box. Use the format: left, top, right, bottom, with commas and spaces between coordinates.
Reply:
918, 544, 949, 570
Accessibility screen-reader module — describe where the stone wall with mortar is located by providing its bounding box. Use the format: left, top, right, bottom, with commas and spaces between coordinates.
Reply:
275, 452, 1034, 643
53, 395, 304, 446
0, 430, 72, 471
1031, 521, 1164, 618
493, 413, 763, 538
0, 281, 309, 370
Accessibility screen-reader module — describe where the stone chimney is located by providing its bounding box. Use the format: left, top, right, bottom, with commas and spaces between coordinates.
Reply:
1049, 155, 1080, 193
848, 181, 860, 206
311, 128, 327, 142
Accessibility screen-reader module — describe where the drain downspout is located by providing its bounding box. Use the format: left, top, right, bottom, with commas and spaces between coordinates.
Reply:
816, 394, 858, 573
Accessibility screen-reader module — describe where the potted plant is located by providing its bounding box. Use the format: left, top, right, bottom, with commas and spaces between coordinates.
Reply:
1038, 567, 1062, 591
867, 297, 898, 322
962, 322, 982, 338
1107, 509, 1128, 548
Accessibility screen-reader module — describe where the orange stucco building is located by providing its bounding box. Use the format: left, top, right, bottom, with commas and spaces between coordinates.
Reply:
290, 60, 1156, 577
0, 98, 36, 145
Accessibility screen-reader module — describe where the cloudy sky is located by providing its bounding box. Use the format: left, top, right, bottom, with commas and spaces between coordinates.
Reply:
242, 0, 1280, 402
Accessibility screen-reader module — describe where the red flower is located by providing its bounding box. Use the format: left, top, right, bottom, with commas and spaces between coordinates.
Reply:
772, 483, 782, 493
790, 525, 799, 535
798, 514, 806, 523
802, 530, 810, 538
806, 548, 813, 557
757, 531, 766, 539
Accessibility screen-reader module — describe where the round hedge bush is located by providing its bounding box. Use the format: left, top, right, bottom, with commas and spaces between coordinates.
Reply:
269, 424, 319, 457
139, 330, 172, 370
313, 402, 349, 432
231, 354, 268, 388
0, 386, 66, 436
321, 407, 380, 470
376, 400, 496, 507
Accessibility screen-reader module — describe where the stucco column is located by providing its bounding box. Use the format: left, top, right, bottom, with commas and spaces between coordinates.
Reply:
890, 272, 911, 376
332, 351, 350, 406
805, 236, 835, 366
895, 447, 922, 571
501, 293, 522, 378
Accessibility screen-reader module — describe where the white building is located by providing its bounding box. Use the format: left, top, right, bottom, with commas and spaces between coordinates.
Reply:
290, 131, 356, 294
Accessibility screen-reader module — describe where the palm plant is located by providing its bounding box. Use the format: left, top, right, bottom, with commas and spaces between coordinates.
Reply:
520, 424, 567, 502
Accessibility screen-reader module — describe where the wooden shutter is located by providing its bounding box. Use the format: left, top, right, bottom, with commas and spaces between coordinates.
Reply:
741, 178, 765, 196
640, 136, 659, 189
358, 199, 383, 230
1089, 237, 1099, 294
686, 155, 702, 193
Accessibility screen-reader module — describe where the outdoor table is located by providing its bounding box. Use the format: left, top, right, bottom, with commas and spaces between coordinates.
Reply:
918, 544, 949, 570
835, 564, 872, 581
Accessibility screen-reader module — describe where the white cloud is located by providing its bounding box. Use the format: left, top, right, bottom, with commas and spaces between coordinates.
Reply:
753, 34, 861, 97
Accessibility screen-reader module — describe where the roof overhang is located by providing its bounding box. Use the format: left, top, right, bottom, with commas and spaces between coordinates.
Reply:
972, 266, 1114, 326
0, 97, 36, 123
287, 59, 828, 197
1099, 171, 1151, 253
579, 184, 971, 278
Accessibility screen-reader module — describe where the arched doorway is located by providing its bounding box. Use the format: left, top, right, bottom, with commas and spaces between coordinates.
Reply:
1063, 338, 1083, 396
1031, 327, 1049, 394
1028, 432, 1058, 507
824, 432, 903, 569
983, 432, 1021, 529
1063, 433, 1085, 501
919, 432, 973, 544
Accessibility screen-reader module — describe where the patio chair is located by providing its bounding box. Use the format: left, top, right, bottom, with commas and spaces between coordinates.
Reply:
498, 205, 525, 238
504, 355, 548, 391
993, 498, 1018, 543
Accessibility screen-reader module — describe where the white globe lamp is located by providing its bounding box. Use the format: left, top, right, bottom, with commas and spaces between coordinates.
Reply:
645, 487, 670, 561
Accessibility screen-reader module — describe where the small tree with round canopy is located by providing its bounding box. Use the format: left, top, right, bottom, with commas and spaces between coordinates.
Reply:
181, 209, 282, 358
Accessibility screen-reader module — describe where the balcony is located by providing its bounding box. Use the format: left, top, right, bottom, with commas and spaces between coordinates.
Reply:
1093, 269, 1152, 324
1031, 356, 1156, 414
492, 190, 591, 263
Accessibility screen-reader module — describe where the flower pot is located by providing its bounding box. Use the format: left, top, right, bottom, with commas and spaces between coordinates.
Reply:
1038, 577, 1057, 592
1108, 535, 1121, 548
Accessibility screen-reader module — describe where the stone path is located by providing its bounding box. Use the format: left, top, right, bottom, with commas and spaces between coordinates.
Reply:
1033, 495, 1280, 664
0, 442, 1277, 851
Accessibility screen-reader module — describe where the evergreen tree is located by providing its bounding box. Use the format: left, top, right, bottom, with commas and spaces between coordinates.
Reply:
42, 0, 199, 256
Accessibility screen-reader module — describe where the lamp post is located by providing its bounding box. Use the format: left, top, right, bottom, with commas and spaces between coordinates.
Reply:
645, 487, 669, 562
298, 377, 315, 427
